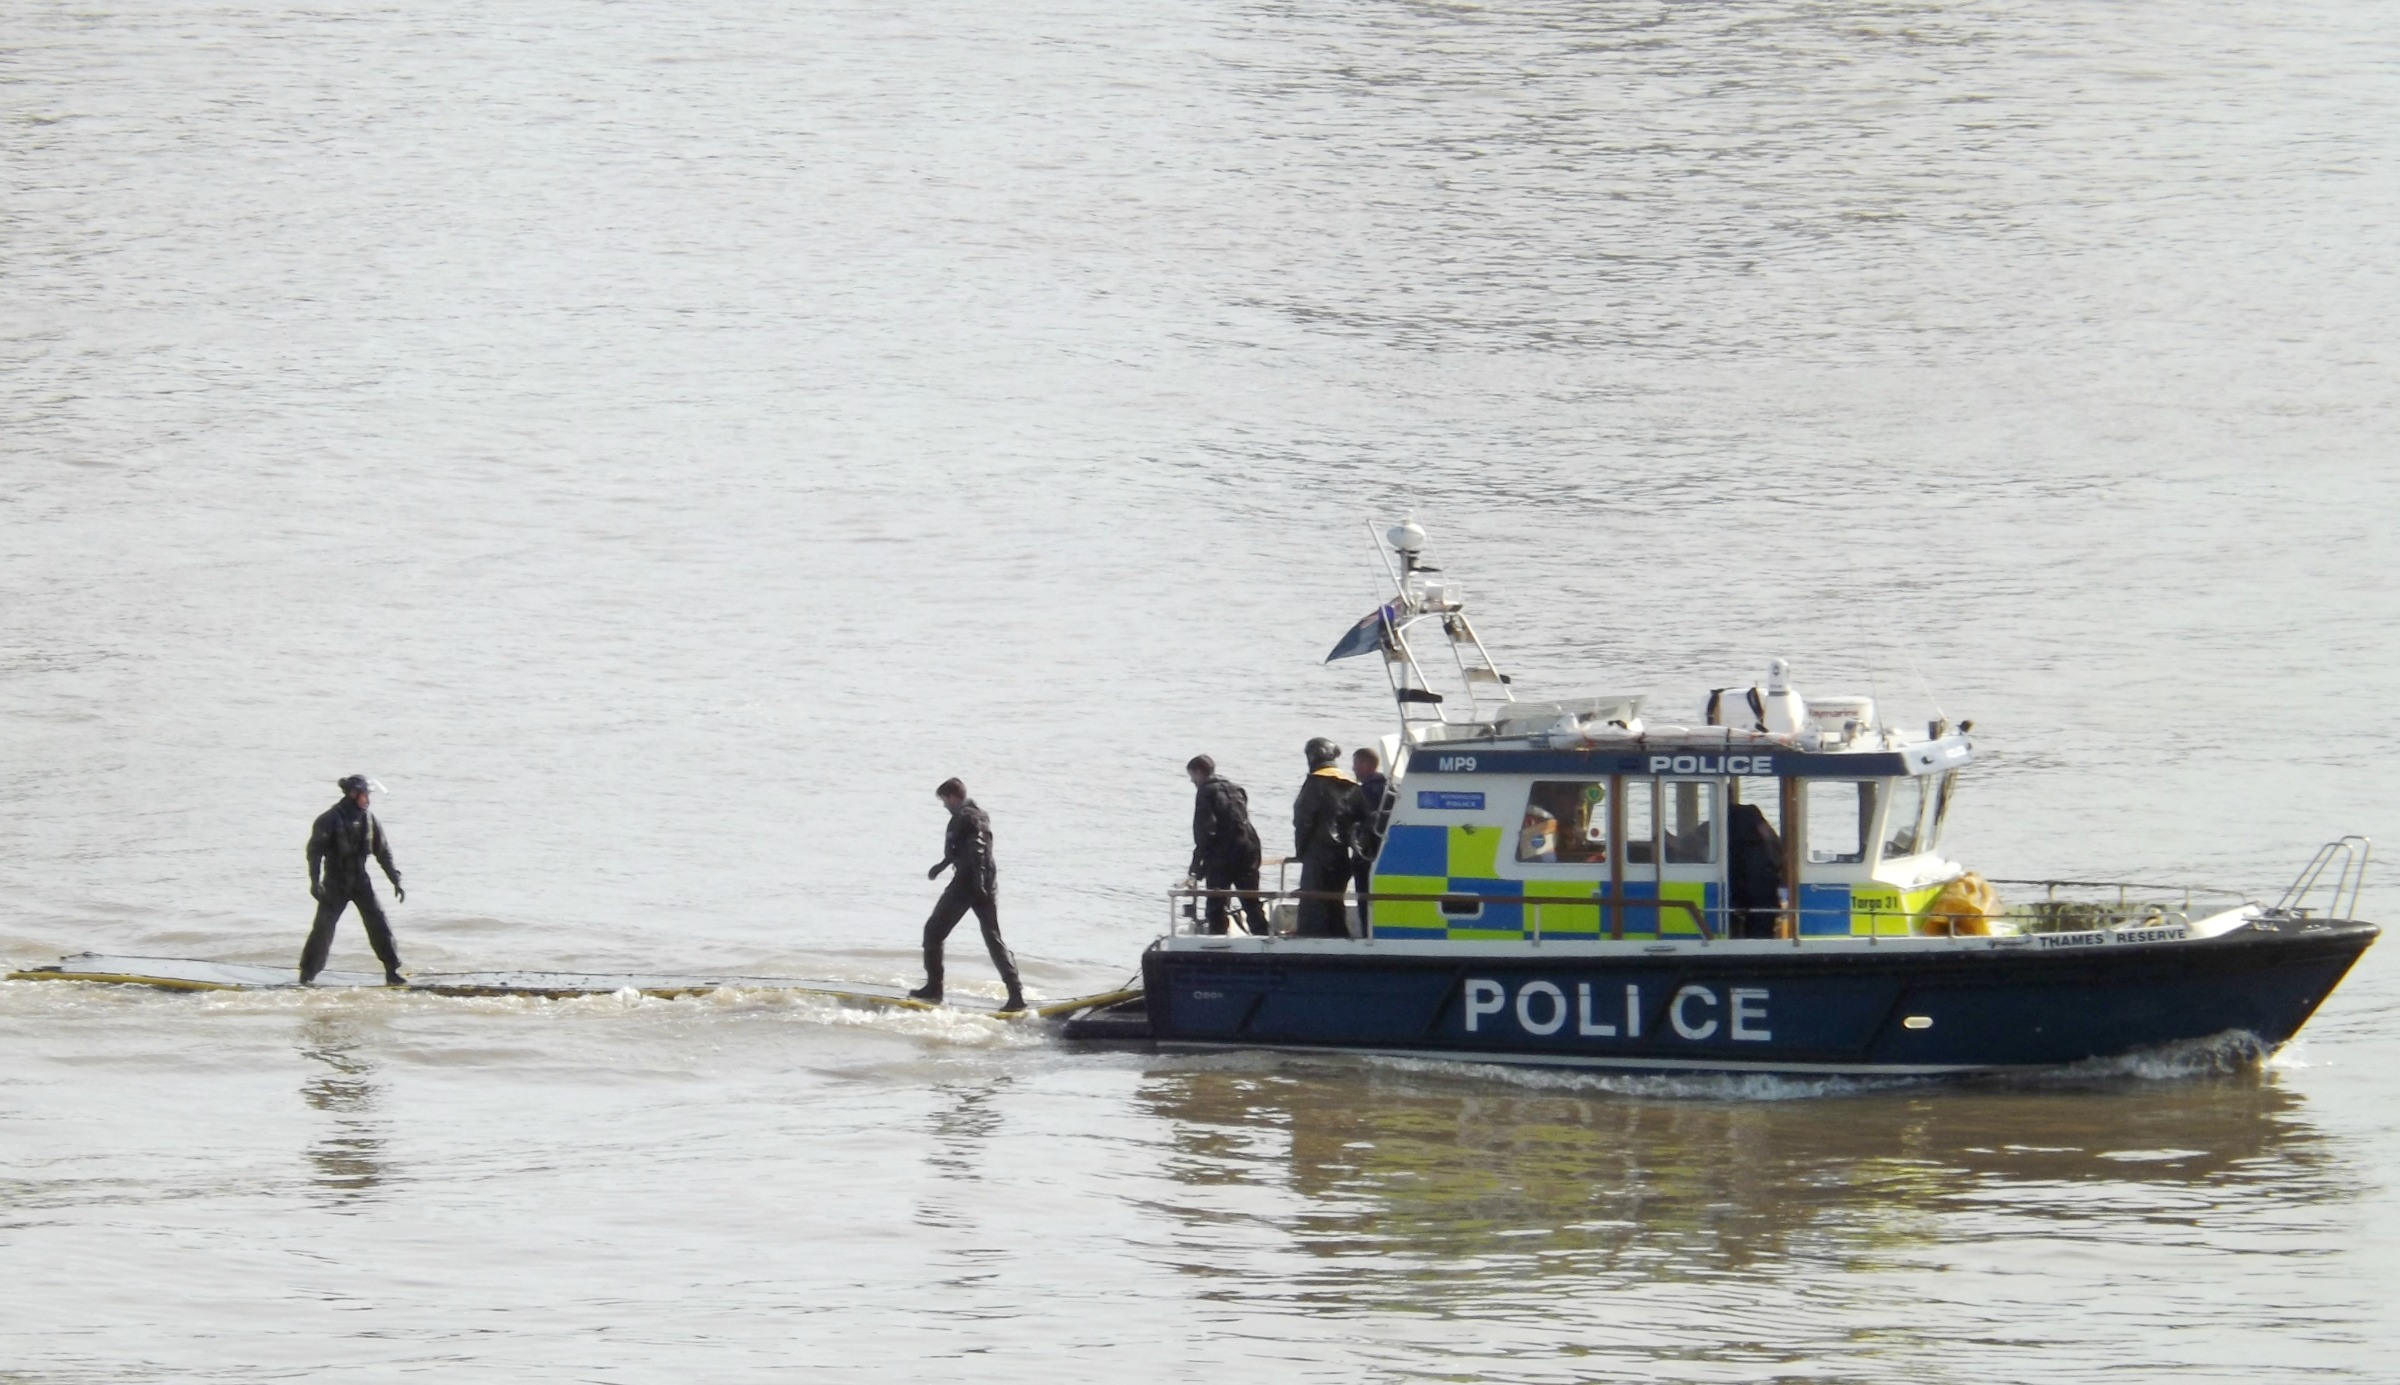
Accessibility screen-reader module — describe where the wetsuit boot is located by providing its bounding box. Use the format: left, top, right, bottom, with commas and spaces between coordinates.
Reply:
353, 889, 405, 985
299, 887, 348, 983
913, 891, 955, 1002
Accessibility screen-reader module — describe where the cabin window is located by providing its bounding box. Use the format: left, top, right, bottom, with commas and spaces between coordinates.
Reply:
1880, 776, 1931, 858
1662, 780, 1718, 864
1518, 781, 1609, 864
1623, 780, 1656, 865
1924, 771, 1959, 853
1805, 780, 1874, 864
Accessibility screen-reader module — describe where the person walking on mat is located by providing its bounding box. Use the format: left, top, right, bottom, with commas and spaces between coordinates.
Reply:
301, 774, 407, 986
912, 778, 1026, 1012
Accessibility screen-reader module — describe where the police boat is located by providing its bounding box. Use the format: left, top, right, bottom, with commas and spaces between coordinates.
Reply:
1067, 520, 2379, 1077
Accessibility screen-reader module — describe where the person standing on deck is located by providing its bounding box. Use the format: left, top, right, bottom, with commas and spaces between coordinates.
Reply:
1348, 747, 1389, 926
1185, 755, 1268, 936
1291, 738, 1363, 938
912, 779, 1027, 1011
300, 775, 407, 985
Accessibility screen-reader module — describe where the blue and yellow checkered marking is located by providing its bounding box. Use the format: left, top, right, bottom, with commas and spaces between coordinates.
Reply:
1368, 824, 1719, 940
1375, 825, 1450, 878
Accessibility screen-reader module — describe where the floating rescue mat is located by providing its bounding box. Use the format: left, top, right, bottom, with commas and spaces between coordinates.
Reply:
1919, 872, 2000, 936
5, 953, 1138, 1022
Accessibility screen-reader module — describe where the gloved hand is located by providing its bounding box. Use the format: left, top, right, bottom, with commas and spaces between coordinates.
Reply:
309, 880, 324, 901
394, 876, 406, 904
926, 862, 945, 881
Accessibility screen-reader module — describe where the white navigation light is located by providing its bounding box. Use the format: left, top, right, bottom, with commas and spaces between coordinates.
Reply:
1387, 516, 1427, 558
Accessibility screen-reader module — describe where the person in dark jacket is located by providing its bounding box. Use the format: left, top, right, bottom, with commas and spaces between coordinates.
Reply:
1348, 747, 1389, 918
1291, 738, 1364, 938
1727, 800, 1786, 939
1185, 754, 1267, 936
912, 778, 1025, 1011
301, 774, 407, 985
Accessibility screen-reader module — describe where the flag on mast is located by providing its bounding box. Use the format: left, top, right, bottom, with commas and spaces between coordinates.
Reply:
1324, 601, 1400, 663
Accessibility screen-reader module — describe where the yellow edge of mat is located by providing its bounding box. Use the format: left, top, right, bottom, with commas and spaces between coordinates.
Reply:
1027, 987, 1142, 1020
8, 971, 243, 992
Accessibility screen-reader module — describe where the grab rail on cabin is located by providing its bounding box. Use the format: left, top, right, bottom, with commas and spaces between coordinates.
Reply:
2269, 836, 2371, 921
1167, 887, 1711, 941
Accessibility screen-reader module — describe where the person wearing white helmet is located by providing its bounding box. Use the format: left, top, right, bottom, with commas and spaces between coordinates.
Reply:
300, 774, 407, 986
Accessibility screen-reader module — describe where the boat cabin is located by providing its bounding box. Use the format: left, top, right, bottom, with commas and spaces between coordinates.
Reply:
1343, 519, 1976, 942
1368, 718, 1973, 941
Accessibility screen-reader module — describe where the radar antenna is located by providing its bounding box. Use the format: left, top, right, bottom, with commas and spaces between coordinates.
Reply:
1362, 516, 1516, 729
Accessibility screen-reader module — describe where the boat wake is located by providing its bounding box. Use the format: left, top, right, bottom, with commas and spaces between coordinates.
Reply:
1984, 1029, 2280, 1088
1157, 1031, 2290, 1101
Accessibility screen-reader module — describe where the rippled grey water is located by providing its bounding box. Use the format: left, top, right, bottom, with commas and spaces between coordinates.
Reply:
3, 0, 2396, 1379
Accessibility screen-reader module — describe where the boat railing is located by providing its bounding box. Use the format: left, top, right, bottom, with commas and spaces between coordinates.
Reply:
1982, 877, 2253, 934
1169, 871, 2297, 943
1170, 891, 2008, 942
1167, 886, 1711, 941
2268, 835, 2371, 921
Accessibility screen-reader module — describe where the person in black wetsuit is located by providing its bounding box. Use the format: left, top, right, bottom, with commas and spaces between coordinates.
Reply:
1727, 800, 1785, 939
1348, 747, 1389, 918
301, 774, 407, 985
1185, 754, 1267, 936
912, 778, 1026, 1011
1291, 738, 1364, 938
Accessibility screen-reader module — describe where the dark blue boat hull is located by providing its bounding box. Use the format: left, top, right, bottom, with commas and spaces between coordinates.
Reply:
1134, 918, 2377, 1073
